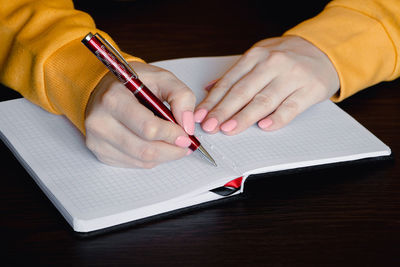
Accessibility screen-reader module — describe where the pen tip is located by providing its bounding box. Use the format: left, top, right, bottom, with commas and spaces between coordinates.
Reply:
210, 158, 217, 167
196, 145, 217, 167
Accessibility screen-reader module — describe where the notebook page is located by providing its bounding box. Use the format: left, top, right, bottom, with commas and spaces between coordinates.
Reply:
205, 100, 391, 176
153, 56, 391, 176
0, 99, 239, 229
151, 55, 239, 105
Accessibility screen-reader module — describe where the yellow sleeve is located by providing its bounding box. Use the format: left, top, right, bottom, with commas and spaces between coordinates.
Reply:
0, 0, 144, 133
284, 0, 400, 101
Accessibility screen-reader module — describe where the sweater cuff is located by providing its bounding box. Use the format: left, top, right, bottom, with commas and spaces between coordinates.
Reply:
284, 5, 396, 102
44, 33, 144, 134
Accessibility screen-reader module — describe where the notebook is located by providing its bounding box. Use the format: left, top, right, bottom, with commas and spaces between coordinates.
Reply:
0, 56, 391, 233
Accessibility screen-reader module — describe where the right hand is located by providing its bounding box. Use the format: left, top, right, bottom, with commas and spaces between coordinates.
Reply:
84, 61, 196, 168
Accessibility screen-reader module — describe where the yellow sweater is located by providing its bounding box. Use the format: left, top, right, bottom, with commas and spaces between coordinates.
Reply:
0, 0, 143, 133
1, 0, 399, 133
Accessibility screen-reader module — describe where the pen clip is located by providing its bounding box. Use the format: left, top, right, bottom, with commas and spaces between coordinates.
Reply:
94, 33, 138, 79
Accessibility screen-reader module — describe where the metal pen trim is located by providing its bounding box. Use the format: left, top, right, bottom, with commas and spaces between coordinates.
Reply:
94, 33, 139, 79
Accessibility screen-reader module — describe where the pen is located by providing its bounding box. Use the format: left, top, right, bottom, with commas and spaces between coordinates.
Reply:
81, 32, 217, 166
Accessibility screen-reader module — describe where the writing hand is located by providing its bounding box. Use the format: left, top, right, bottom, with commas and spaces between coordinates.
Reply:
194, 36, 340, 135
85, 62, 196, 168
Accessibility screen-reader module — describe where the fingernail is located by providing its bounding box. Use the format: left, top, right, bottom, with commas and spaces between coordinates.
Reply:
182, 111, 195, 135
194, 108, 208, 123
202, 118, 218, 132
204, 79, 218, 91
186, 149, 193, 156
220, 119, 237, 132
258, 118, 273, 129
175, 136, 191, 148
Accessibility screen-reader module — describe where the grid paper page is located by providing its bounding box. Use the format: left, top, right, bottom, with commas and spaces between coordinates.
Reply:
152, 55, 239, 106
0, 99, 238, 227
203, 100, 391, 175
153, 56, 391, 176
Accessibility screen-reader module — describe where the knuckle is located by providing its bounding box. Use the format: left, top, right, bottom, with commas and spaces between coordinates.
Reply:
200, 98, 217, 109
290, 63, 307, 77
140, 120, 159, 140
207, 107, 227, 120
172, 89, 196, 105
140, 162, 158, 169
95, 154, 114, 166
85, 138, 97, 153
100, 88, 120, 111
246, 46, 267, 58
267, 51, 290, 65
252, 94, 275, 107
312, 79, 332, 98
271, 113, 284, 127
125, 159, 157, 169
85, 117, 106, 137
164, 127, 179, 144
118, 136, 134, 152
138, 145, 159, 162
85, 116, 98, 134
214, 79, 230, 90
181, 89, 196, 103
156, 69, 174, 80
281, 99, 299, 115
272, 106, 297, 127
230, 85, 253, 100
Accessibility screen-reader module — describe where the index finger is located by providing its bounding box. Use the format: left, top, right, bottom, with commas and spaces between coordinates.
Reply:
137, 66, 197, 135
194, 48, 268, 122
104, 85, 189, 145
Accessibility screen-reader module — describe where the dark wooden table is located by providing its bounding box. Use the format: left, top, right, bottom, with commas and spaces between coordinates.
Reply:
2, 0, 399, 265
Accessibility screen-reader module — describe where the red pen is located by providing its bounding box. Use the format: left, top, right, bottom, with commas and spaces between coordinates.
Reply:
82, 32, 216, 166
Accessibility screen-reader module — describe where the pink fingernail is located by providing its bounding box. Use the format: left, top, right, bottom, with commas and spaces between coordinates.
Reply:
204, 79, 218, 91
194, 108, 208, 123
202, 118, 218, 132
220, 119, 237, 132
186, 150, 193, 156
258, 118, 273, 129
175, 136, 191, 148
182, 110, 195, 135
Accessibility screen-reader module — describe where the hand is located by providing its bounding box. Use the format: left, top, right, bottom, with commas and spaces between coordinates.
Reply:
194, 35, 340, 135
85, 61, 196, 168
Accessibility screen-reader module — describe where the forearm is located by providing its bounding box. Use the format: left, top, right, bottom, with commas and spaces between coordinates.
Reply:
284, 0, 400, 101
0, 0, 143, 132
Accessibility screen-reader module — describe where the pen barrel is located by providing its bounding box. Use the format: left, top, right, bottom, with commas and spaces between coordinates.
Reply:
125, 79, 200, 151
82, 33, 200, 151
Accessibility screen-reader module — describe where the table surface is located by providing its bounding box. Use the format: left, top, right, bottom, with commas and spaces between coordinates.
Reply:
2, 0, 399, 266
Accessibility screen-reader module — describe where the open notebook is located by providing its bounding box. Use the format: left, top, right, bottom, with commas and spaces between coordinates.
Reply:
0, 56, 391, 233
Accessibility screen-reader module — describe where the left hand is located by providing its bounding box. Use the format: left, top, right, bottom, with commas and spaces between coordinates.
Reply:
194, 35, 340, 135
